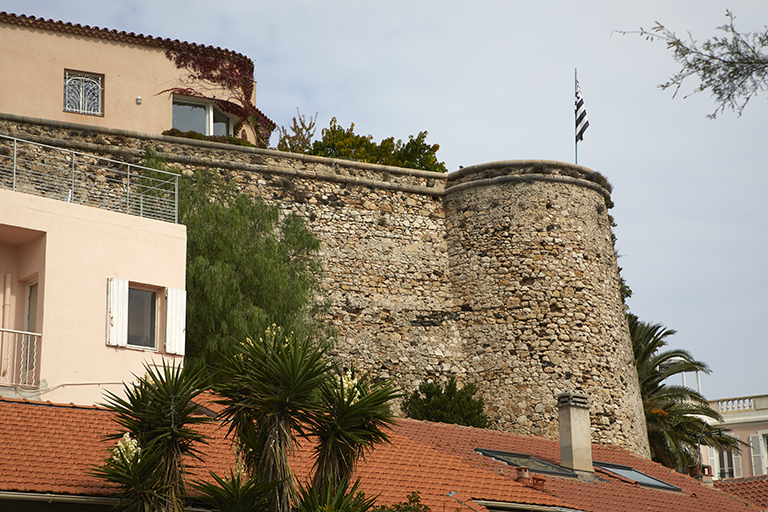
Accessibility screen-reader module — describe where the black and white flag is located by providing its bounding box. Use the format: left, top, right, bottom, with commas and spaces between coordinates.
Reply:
575, 80, 589, 142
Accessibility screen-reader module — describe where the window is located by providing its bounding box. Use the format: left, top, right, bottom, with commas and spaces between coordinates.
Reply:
475, 448, 577, 477
128, 287, 156, 348
64, 71, 103, 115
707, 435, 742, 479
594, 461, 681, 491
106, 278, 186, 354
172, 99, 231, 136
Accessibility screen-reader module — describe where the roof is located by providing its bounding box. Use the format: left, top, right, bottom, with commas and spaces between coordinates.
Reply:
715, 476, 768, 511
0, 11, 248, 62
0, 397, 759, 512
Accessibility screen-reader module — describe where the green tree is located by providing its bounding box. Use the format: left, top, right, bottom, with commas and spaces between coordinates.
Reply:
93, 362, 210, 512
213, 327, 400, 512
401, 377, 489, 428
179, 169, 330, 374
278, 114, 448, 172
620, 10, 768, 118
628, 313, 740, 472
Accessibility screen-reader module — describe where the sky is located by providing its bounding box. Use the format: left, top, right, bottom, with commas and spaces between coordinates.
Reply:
3, 1, 766, 401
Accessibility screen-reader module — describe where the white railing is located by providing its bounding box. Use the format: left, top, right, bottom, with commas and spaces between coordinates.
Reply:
710, 395, 767, 414
0, 328, 41, 387
0, 134, 179, 223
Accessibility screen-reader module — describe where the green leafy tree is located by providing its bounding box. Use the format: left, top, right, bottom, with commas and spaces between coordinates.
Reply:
179, 169, 330, 374
93, 362, 210, 512
278, 114, 448, 172
628, 313, 740, 472
401, 377, 489, 428
620, 10, 768, 118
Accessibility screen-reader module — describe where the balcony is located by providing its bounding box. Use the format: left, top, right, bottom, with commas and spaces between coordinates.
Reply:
0, 134, 179, 223
0, 328, 41, 388
710, 395, 768, 415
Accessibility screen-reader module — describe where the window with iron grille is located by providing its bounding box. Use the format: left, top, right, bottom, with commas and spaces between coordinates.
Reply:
64, 70, 103, 115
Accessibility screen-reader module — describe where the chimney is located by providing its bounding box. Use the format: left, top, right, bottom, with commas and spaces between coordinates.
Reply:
557, 390, 593, 473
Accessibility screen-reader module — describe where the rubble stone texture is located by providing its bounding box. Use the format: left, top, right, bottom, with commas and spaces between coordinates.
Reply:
0, 117, 651, 457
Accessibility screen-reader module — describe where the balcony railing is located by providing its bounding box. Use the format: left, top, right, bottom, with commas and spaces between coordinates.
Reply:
710, 395, 768, 414
0, 134, 179, 223
0, 328, 41, 387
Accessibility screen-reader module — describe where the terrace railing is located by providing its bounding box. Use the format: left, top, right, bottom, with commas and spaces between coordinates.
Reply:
0, 328, 41, 387
710, 395, 768, 414
0, 134, 179, 223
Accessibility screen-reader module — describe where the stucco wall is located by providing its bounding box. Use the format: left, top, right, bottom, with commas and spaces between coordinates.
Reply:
0, 114, 650, 457
0, 21, 255, 140
0, 186, 186, 405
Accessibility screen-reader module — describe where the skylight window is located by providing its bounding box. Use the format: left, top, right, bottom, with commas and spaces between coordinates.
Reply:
594, 461, 681, 491
475, 448, 577, 478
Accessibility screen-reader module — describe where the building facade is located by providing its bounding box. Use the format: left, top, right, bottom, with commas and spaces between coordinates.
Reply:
704, 394, 768, 480
0, 12, 274, 145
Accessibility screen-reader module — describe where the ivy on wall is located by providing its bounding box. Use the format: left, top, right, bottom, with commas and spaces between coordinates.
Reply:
162, 42, 275, 148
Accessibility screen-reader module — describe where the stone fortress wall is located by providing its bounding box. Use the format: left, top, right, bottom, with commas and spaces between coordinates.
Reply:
0, 114, 650, 457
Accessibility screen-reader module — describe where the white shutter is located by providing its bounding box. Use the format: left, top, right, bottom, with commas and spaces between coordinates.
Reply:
750, 435, 765, 476
733, 446, 743, 478
106, 278, 128, 347
165, 287, 186, 356
707, 446, 717, 477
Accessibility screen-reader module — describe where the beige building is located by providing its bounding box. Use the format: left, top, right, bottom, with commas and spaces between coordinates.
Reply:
0, 11, 274, 144
0, 140, 187, 405
704, 394, 768, 479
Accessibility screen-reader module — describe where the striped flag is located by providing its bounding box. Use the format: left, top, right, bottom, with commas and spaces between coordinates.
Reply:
575, 80, 589, 142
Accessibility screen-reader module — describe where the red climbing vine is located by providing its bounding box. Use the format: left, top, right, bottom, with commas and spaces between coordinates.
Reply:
161, 42, 275, 147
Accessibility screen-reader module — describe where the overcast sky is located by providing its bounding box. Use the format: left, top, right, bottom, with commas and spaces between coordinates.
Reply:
4, 1, 766, 401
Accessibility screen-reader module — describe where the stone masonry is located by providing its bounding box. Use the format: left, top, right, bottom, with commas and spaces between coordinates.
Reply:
0, 114, 651, 457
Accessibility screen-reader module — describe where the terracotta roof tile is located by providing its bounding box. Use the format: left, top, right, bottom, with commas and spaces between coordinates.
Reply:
0, 398, 760, 512
0, 11, 247, 61
715, 475, 768, 511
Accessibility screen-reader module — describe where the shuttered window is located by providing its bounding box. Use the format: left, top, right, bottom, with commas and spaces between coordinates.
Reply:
106, 278, 185, 355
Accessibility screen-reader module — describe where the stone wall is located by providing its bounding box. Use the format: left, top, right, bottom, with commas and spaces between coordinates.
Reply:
0, 114, 650, 457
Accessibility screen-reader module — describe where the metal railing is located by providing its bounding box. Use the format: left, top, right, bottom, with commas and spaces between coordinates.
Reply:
0, 328, 41, 387
0, 134, 179, 223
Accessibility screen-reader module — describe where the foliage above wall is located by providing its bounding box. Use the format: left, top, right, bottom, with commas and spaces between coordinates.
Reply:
278, 112, 448, 173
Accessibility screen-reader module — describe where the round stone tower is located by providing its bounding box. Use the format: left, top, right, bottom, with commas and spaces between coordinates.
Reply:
443, 160, 649, 457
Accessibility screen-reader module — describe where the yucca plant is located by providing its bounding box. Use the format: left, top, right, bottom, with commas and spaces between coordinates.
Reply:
311, 367, 401, 494
190, 469, 280, 512
214, 326, 331, 512
94, 361, 210, 512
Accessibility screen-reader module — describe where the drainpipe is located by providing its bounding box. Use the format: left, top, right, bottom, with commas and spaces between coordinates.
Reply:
1, 273, 11, 377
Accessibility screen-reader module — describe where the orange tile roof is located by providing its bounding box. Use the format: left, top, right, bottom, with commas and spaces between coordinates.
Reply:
0, 397, 759, 512
715, 476, 768, 511
0, 11, 247, 62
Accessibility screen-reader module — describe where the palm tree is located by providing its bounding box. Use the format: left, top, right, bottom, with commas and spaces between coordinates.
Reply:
628, 313, 740, 472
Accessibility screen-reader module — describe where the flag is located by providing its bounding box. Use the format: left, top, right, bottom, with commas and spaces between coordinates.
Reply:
575, 80, 589, 142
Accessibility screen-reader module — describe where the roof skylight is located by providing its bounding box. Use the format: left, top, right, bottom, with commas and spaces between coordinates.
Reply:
594, 461, 681, 492
475, 448, 577, 478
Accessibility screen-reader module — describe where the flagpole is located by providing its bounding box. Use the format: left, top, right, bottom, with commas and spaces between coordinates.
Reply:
574, 68, 578, 165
